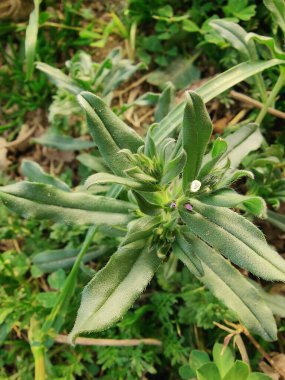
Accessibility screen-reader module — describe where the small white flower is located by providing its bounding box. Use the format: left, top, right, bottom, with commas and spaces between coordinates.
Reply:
190, 180, 201, 193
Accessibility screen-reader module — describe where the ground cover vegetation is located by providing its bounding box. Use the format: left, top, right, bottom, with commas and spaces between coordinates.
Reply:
0, 0, 285, 379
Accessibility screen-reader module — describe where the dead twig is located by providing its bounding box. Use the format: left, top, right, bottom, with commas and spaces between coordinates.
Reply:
230, 90, 285, 119
214, 320, 285, 379
54, 334, 162, 347
114, 74, 150, 97
0, 125, 37, 150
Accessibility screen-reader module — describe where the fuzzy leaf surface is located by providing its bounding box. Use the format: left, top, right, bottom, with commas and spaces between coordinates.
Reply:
180, 200, 285, 281
69, 241, 161, 340
0, 182, 135, 226
154, 59, 283, 144
85, 173, 159, 192
182, 92, 212, 190
78, 94, 131, 176
176, 231, 277, 341
21, 160, 70, 192
79, 92, 143, 152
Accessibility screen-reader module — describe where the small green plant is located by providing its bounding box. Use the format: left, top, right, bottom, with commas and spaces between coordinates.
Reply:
37, 47, 144, 128
1, 89, 285, 346
179, 343, 271, 380
243, 144, 285, 209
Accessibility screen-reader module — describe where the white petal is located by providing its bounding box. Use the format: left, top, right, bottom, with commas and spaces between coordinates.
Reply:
190, 180, 201, 192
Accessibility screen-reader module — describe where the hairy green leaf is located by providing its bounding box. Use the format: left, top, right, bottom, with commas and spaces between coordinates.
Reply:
154, 60, 283, 144
161, 149, 187, 185
0, 182, 136, 226
154, 82, 175, 122
267, 210, 285, 232
219, 124, 263, 169
246, 33, 285, 60
77, 153, 110, 173
182, 92, 212, 190
177, 231, 277, 341
122, 215, 162, 246
33, 245, 110, 273
69, 241, 161, 340
34, 132, 95, 151
210, 19, 251, 58
36, 62, 82, 94
79, 91, 143, 152
21, 160, 70, 192
180, 200, 285, 281
199, 189, 267, 217
85, 173, 159, 192
78, 94, 131, 176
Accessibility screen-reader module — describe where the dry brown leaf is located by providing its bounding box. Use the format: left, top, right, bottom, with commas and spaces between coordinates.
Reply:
260, 361, 281, 380
43, 147, 74, 164
214, 116, 231, 134
5, 124, 37, 152
272, 354, 285, 378
260, 353, 285, 380
0, 138, 11, 170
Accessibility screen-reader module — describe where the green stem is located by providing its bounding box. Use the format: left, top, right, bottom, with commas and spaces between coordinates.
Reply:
254, 73, 267, 104
248, 45, 267, 103
42, 225, 97, 335
31, 345, 45, 380
40, 22, 101, 33
256, 70, 285, 124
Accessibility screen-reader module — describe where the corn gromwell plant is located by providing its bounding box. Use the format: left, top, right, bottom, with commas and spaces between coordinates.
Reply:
1, 89, 285, 344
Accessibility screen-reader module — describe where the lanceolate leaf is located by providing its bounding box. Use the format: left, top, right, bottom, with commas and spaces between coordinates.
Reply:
219, 123, 263, 169
33, 132, 96, 151
154, 59, 284, 144
201, 124, 262, 172
267, 210, 285, 232
121, 215, 162, 246
210, 19, 251, 58
154, 82, 175, 122
175, 231, 277, 341
21, 160, 70, 192
199, 189, 266, 217
69, 241, 161, 341
246, 33, 285, 60
36, 62, 82, 94
78, 94, 131, 176
132, 192, 162, 216
79, 92, 143, 152
250, 280, 285, 318
77, 153, 110, 173
174, 232, 204, 277
85, 173, 160, 192
182, 92, 212, 191
0, 182, 136, 226
179, 200, 285, 281
161, 149, 187, 185
33, 245, 110, 273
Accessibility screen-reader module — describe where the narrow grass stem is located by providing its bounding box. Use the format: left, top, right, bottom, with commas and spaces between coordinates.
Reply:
256, 70, 285, 124
31, 345, 46, 380
254, 73, 267, 104
40, 22, 101, 33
